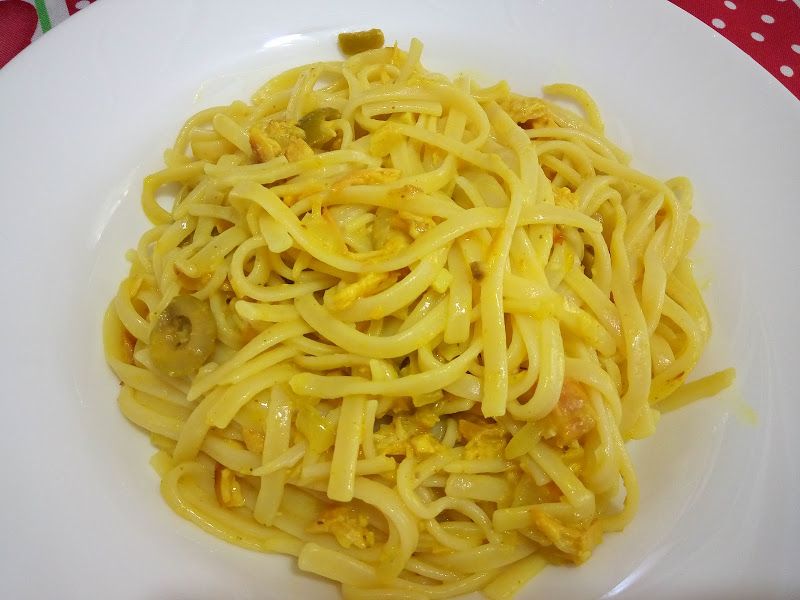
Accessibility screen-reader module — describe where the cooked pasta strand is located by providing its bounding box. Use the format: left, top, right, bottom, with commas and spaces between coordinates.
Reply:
103, 35, 729, 600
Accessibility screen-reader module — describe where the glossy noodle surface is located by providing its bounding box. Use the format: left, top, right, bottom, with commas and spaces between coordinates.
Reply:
104, 37, 730, 600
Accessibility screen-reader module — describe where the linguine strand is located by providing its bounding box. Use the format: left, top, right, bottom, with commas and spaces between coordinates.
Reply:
103, 37, 729, 599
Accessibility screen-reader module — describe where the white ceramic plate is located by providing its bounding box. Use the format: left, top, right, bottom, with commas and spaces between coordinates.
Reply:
1, 0, 798, 598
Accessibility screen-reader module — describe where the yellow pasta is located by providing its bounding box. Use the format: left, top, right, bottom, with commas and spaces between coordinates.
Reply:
103, 34, 731, 599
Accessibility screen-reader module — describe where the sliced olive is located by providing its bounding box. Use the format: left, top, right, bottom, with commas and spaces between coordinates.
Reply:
298, 107, 342, 148
338, 29, 385, 56
150, 295, 217, 377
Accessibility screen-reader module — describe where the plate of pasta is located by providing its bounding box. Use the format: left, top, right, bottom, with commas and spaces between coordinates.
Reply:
1, 1, 798, 599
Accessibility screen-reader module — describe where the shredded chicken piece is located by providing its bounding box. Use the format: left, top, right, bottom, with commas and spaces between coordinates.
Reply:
249, 119, 314, 163
458, 420, 508, 460
383, 397, 413, 415
554, 187, 578, 209
327, 272, 391, 311
392, 211, 435, 239
414, 409, 439, 429
541, 380, 596, 447
374, 423, 407, 456
284, 136, 314, 162
242, 427, 265, 454
374, 410, 440, 457
458, 419, 502, 441
307, 506, 375, 549
409, 433, 445, 456
497, 93, 550, 124
328, 131, 344, 150
530, 509, 602, 564
214, 465, 246, 508
330, 168, 402, 195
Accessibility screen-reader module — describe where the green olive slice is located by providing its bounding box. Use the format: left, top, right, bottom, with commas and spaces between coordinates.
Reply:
150, 295, 217, 377
338, 29, 385, 56
297, 107, 342, 148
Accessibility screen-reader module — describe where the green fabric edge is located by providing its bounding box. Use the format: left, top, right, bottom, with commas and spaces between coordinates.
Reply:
33, 0, 53, 33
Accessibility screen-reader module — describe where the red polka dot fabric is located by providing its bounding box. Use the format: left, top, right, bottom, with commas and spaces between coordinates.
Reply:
0, 0, 97, 68
670, 0, 800, 99
0, 2, 39, 68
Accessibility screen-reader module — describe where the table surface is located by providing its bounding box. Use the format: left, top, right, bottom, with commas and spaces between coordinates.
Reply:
1, 0, 799, 100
